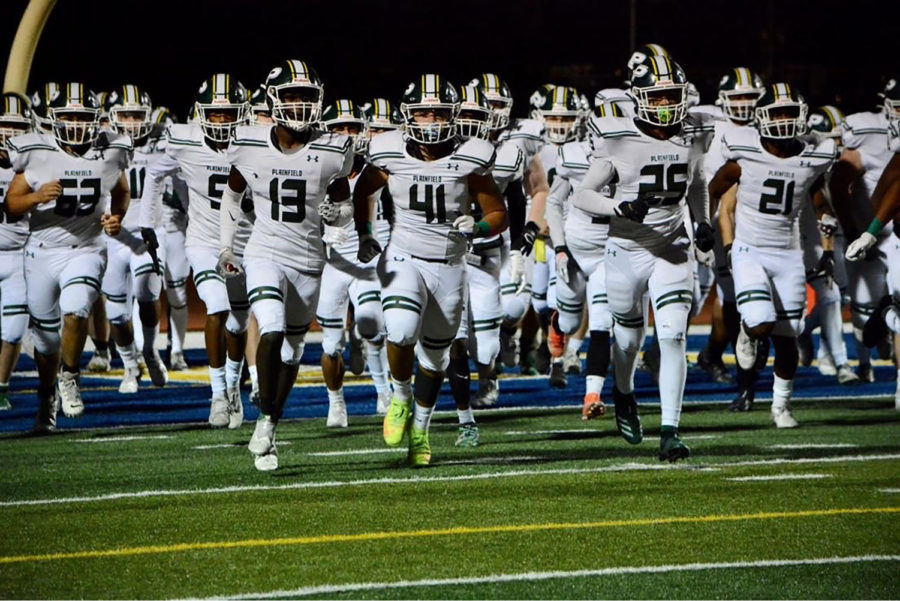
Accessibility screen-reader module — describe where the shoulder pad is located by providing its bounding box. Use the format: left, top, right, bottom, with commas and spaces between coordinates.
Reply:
101, 131, 133, 152
366, 129, 405, 165
722, 126, 762, 155
688, 104, 724, 120
558, 140, 590, 170
308, 130, 352, 155
166, 123, 204, 147
4, 132, 56, 153
586, 114, 639, 140
454, 138, 496, 171
231, 124, 271, 147
801, 137, 837, 162
505, 118, 545, 140
493, 142, 524, 174
682, 111, 717, 133
844, 111, 886, 134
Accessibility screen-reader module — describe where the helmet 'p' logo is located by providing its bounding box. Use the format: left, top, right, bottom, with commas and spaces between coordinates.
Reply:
808, 114, 825, 126
719, 74, 729, 86
887, 79, 897, 91
49, 89, 60, 102
198, 80, 208, 94
628, 51, 648, 71
529, 90, 546, 107
268, 67, 283, 81
632, 65, 649, 79
403, 82, 416, 96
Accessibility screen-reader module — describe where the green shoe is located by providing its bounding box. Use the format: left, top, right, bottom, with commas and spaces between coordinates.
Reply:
613, 387, 642, 445
519, 352, 539, 376
383, 397, 411, 447
455, 422, 479, 448
659, 431, 691, 463
408, 426, 431, 467
0, 391, 11, 411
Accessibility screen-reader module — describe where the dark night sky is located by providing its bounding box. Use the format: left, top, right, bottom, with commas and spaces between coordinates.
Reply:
2, 0, 898, 121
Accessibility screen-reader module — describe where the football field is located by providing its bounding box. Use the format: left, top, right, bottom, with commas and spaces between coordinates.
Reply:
1, 334, 898, 599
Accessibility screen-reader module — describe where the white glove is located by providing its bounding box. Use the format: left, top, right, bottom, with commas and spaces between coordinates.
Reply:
322, 224, 349, 247
556, 251, 570, 285
318, 198, 354, 226
817, 214, 839, 237
358, 234, 382, 264
845, 232, 877, 261
694, 246, 714, 266
452, 214, 476, 236
509, 249, 526, 294
217, 248, 243, 278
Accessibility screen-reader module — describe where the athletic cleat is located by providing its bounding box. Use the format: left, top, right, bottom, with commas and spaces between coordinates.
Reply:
863, 295, 893, 349
728, 387, 755, 412
473, 378, 499, 408
226, 387, 244, 430
549, 361, 567, 388
408, 425, 431, 467
34, 389, 58, 433
797, 332, 813, 367
118, 366, 141, 394
519, 351, 539, 376
208, 395, 230, 428
326, 393, 348, 428
836, 363, 861, 385
547, 312, 566, 358
455, 422, 479, 447
347, 325, 365, 376
0, 391, 11, 411
58, 371, 84, 418
563, 348, 582, 375
376, 391, 391, 416
500, 329, 519, 368
659, 432, 691, 462
534, 342, 551, 374
143, 349, 169, 387
816, 349, 837, 376
86, 349, 111, 373
382, 397, 411, 447
771, 405, 799, 429
168, 351, 189, 371
248, 414, 277, 456
612, 387, 642, 444
735, 324, 759, 371
254, 448, 278, 471
857, 363, 875, 383
696, 350, 734, 384
581, 392, 606, 421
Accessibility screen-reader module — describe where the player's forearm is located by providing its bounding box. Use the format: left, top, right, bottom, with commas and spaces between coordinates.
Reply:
686, 164, 711, 226
139, 160, 175, 228
353, 185, 372, 236
572, 160, 617, 217
218, 185, 243, 251
478, 206, 509, 237
545, 177, 570, 248
718, 185, 737, 246
6, 190, 42, 215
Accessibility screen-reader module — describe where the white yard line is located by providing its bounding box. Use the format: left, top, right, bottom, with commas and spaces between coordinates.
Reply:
74, 435, 173, 444
1, 453, 899, 509
191, 555, 900, 600
193, 442, 292, 450
879, 488, 900, 494
769, 444, 858, 449
502, 430, 720, 440
727, 474, 832, 482
306, 448, 404, 457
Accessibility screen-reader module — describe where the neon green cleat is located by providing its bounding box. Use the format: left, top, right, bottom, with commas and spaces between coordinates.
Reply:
454, 422, 479, 447
408, 425, 431, 467
382, 397, 411, 447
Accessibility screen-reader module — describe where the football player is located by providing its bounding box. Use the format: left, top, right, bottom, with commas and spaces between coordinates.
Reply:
218, 60, 354, 471
351, 74, 508, 467
0, 93, 33, 410
710, 84, 837, 428
139, 74, 250, 430
573, 56, 714, 461
6, 83, 132, 431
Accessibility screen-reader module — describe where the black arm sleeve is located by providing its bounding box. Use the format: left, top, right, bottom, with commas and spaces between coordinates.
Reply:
505, 178, 527, 250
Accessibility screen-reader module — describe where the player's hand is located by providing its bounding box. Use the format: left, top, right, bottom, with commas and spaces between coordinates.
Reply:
845, 232, 877, 261
322, 224, 349, 260
217, 248, 243, 278
555, 247, 572, 285
810, 250, 835, 284
615, 197, 649, 223
101, 213, 122, 236
520, 220, 540, 256
452, 215, 476, 236
140, 228, 162, 274
817, 214, 839, 238
36, 180, 63, 204
358, 234, 382, 264
317, 198, 353, 226
509, 249, 527, 294
694, 222, 715, 253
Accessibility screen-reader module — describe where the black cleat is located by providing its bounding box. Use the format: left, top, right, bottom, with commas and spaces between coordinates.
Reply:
696, 349, 734, 384
535, 342, 551, 375
613, 386, 643, 444
549, 361, 568, 388
659, 432, 691, 462
728, 387, 755, 412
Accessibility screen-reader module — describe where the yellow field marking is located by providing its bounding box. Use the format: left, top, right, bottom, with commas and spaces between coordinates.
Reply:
1, 506, 897, 566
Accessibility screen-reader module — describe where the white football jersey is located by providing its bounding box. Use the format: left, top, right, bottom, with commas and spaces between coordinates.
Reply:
594, 88, 635, 118
0, 163, 29, 250
723, 127, 836, 250
501, 118, 545, 165
841, 111, 893, 199
368, 130, 495, 262
889, 118, 900, 153
704, 116, 749, 186
557, 140, 609, 239
587, 115, 709, 250
491, 140, 524, 194
123, 138, 165, 230
229, 125, 353, 272
7, 132, 131, 248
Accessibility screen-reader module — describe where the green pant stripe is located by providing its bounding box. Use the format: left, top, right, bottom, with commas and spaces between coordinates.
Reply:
381, 295, 421, 310
249, 294, 284, 303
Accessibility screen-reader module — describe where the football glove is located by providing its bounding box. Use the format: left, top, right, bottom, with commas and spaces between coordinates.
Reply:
817, 214, 839, 237
140, 227, 162, 275
520, 220, 540, 256
808, 250, 835, 284
358, 234, 382, 264
845, 232, 877, 261
615, 197, 649, 223
452, 214, 476, 236
509, 249, 527, 294
555, 246, 576, 285
318, 197, 353, 226
217, 248, 243, 278
694, 222, 715, 252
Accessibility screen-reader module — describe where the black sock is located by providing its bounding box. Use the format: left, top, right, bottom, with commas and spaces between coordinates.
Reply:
586, 330, 611, 377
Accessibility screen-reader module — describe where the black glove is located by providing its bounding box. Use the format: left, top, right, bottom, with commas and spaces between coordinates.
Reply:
723, 243, 733, 275
694, 222, 715, 253
809, 250, 835, 281
140, 227, 161, 275
358, 234, 383, 264
615, 197, 649, 223
520, 220, 540, 256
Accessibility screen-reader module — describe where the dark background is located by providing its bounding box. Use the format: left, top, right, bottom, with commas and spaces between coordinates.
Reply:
3, 0, 898, 121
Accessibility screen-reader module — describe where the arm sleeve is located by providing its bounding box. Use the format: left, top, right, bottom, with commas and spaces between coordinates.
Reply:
505, 178, 527, 250
545, 175, 571, 248
139, 152, 180, 229
686, 158, 711, 225
572, 159, 618, 217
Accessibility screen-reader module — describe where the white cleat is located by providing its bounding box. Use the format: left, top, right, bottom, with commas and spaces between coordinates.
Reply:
816, 350, 837, 376
254, 448, 279, 471
169, 351, 189, 371
208, 395, 230, 428
118, 366, 141, 394
227, 387, 244, 430
836, 363, 860, 385
472, 378, 499, 408
58, 371, 84, 418
326, 393, 348, 428
376, 391, 391, 416
249, 414, 277, 456
771, 405, 799, 429
143, 349, 169, 387
735, 325, 758, 371
86, 349, 111, 373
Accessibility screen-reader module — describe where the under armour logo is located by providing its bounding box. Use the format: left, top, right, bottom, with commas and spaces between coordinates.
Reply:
308, 155, 319, 162
607, 248, 616, 257
447, 163, 459, 171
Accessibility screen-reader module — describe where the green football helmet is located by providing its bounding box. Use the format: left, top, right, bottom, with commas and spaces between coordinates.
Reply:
0, 92, 33, 149
882, 78, 900, 121
625, 43, 670, 85
457, 84, 491, 140
265, 60, 324, 132
249, 85, 270, 121
469, 73, 513, 131
535, 85, 581, 144
106, 84, 154, 140
30, 82, 61, 134
48, 82, 102, 146
400, 74, 460, 144
807, 105, 844, 139
194, 73, 248, 142
529, 83, 556, 119
362, 98, 401, 133
630, 55, 688, 126
717, 68, 764, 122
755, 83, 807, 139
320, 99, 367, 153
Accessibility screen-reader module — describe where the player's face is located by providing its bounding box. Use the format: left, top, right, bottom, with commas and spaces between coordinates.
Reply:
545, 114, 576, 127
646, 89, 682, 107
367, 126, 394, 139
410, 108, 452, 124
768, 106, 800, 122
57, 112, 93, 124
328, 123, 362, 136
254, 112, 274, 124
280, 88, 318, 104
0, 121, 30, 147
206, 109, 239, 124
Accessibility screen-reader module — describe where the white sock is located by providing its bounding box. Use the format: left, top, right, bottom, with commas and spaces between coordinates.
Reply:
169, 305, 187, 354
117, 343, 139, 370
819, 300, 848, 365
327, 388, 344, 402
586, 375, 604, 395
567, 336, 583, 355
413, 401, 434, 431
225, 357, 243, 389
248, 365, 258, 389
142, 324, 159, 356
457, 407, 474, 425
209, 366, 226, 397
366, 341, 391, 395
391, 377, 412, 403
658, 338, 686, 428
772, 374, 793, 411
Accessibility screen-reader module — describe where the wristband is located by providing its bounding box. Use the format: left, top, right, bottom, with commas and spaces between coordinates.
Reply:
475, 220, 490, 237
866, 219, 883, 236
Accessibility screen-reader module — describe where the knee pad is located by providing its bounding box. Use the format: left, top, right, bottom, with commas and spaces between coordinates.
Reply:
557, 305, 583, 335
354, 311, 381, 341
473, 328, 501, 366
654, 304, 690, 342
531, 294, 548, 314
281, 334, 306, 365
104, 298, 131, 326
133, 271, 162, 303
30, 320, 61, 355
226, 310, 249, 336
383, 311, 419, 347
850, 302, 874, 330
417, 341, 450, 373
502, 294, 528, 323
1, 314, 28, 344
165, 284, 188, 309
612, 321, 643, 355
321, 327, 346, 357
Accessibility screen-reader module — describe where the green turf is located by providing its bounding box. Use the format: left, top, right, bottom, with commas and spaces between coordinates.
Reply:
0, 398, 898, 599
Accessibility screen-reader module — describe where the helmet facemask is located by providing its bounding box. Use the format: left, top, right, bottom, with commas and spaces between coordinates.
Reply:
756, 102, 808, 139
51, 108, 100, 146
196, 102, 246, 143
719, 90, 762, 122
267, 84, 322, 133
0, 103, 32, 149
485, 96, 512, 131
884, 97, 900, 122
456, 105, 492, 140
633, 85, 687, 126
109, 106, 153, 140
325, 119, 368, 154
401, 103, 458, 145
